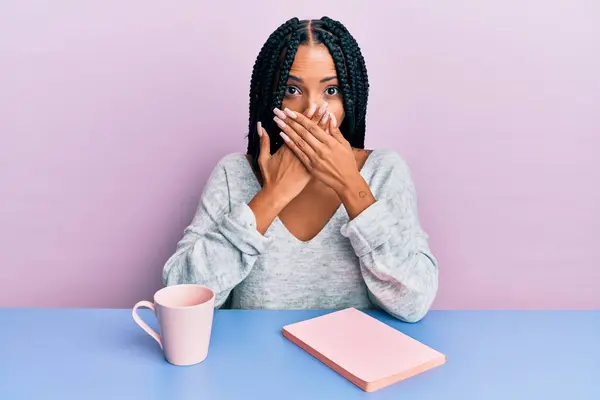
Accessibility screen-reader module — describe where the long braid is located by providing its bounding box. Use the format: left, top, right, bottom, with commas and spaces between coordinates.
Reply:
320, 22, 358, 110
272, 30, 301, 117
321, 17, 369, 146
317, 30, 355, 136
246, 18, 298, 166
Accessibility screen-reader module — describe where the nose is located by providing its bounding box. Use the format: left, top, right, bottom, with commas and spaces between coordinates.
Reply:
301, 94, 322, 115
308, 92, 322, 106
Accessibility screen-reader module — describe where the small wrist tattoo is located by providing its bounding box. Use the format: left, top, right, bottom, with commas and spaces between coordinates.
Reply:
359, 191, 367, 198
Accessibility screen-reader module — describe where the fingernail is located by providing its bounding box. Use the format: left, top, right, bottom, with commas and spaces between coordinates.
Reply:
283, 108, 297, 119
321, 112, 329, 125
273, 116, 287, 128
279, 131, 291, 142
273, 108, 286, 120
257, 122, 263, 137
330, 112, 337, 128
307, 103, 317, 118
318, 102, 328, 115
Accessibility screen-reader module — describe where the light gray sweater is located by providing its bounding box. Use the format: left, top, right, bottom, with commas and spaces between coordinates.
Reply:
162, 148, 438, 322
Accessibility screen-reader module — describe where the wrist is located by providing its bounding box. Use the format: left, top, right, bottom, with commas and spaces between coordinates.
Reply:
248, 185, 289, 234
258, 184, 289, 213
336, 174, 376, 220
336, 172, 367, 200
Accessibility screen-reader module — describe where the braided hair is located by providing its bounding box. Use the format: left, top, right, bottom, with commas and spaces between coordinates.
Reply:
245, 17, 370, 173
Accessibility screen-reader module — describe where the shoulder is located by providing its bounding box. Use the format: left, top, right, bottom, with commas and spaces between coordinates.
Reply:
204, 152, 254, 188
206, 152, 257, 180
367, 148, 412, 176
363, 148, 417, 195
201, 152, 257, 200
213, 152, 251, 171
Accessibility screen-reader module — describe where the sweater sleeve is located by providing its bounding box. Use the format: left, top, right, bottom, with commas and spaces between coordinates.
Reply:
162, 156, 271, 307
340, 152, 439, 323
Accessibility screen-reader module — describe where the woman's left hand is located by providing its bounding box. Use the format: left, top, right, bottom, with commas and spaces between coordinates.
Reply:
272, 107, 361, 195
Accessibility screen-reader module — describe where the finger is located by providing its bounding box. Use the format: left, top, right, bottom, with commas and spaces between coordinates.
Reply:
275, 111, 323, 153
274, 108, 322, 150
273, 114, 320, 159
314, 102, 328, 122
305, 103, 318, 119
279, 132, 313, 170
328, 112, 344, 143
257, 121, 270, 168
313, 102, 327, 125
280, 107, 333, 145
318, 110, 330, 131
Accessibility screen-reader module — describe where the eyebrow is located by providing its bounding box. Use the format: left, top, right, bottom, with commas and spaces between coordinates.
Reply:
288, 75, 338, 83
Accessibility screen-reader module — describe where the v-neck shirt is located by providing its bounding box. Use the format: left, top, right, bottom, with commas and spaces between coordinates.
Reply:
162, 148, 439, 322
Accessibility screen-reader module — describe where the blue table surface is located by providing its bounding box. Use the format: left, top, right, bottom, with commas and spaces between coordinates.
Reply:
0, 308, 598, 400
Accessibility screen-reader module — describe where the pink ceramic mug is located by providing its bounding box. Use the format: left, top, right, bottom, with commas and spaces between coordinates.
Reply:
132, 284, 215, 366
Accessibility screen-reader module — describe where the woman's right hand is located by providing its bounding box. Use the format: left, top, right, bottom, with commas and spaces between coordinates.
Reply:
257, 121, 310, 205
257, 103, 331, 202
248, 108, 330, 234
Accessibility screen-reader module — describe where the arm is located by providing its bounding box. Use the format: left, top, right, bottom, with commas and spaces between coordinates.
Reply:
162, 156, 278, 307
339, 152, 439, 323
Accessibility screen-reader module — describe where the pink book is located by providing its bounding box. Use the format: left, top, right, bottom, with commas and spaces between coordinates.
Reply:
282, 307, 446, 392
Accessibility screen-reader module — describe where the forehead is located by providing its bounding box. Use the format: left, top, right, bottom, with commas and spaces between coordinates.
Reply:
289, 44, 337, 78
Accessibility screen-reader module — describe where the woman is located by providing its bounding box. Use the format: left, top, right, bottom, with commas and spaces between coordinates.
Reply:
163, 17, 438, 323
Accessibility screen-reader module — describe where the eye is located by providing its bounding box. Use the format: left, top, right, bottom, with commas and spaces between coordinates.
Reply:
285, 86, 301, 96
325, 86, 340, 96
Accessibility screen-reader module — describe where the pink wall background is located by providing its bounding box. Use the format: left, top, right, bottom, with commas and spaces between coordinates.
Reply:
1, 1, 598, 309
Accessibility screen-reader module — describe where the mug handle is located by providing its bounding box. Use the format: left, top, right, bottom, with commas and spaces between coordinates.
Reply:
132, 300, 163, 349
